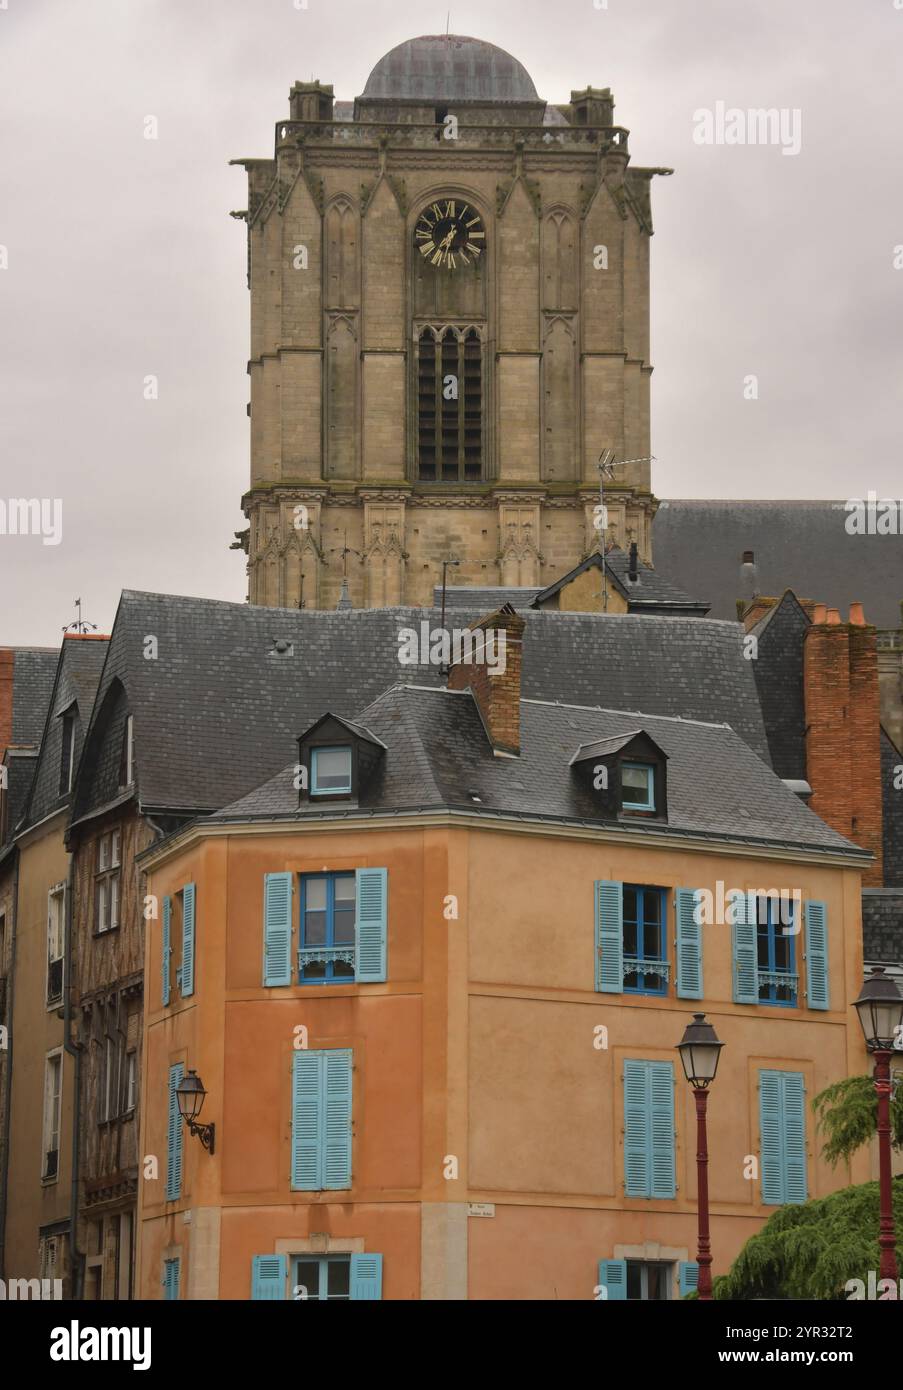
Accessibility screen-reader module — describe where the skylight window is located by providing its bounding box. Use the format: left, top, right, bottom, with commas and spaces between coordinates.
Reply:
311, 747, 353, 796
622, 762, 655, 812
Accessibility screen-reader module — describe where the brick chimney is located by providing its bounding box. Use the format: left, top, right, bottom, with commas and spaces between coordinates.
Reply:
741, 596, 779, 632
447, 605, 525, 757
804, 605, 883, 884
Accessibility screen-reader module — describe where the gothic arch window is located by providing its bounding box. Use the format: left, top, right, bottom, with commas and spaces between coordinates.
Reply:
417, 326, 483, 482
543, 209, 578, 312
325, 197, 359, 309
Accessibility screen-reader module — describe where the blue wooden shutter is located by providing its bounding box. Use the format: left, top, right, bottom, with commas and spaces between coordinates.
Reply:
350, 1253, 383, 1300
675, 888, 703, 999
251, 1254, 287, 1300
291, 1051, 322, 1190
163, 1257, 180, 1300
597, 1259, 627, 1301
782, 1072, 808, 1203
759, 1069, 784, 1204
732, 891, 758, 1004
595, 880, 623, 993
166, 1063, 184, 1201
263, 872, 293, 986
649, 1061, 676, 1199
180, 883, 196, 997
623, 1059, 650, 1197
679, 1261, 699, 1297
323, 1049, 353, 1190
161, 896, 171, 1006
355, 868, 387, 984
804, 901, 829, 1011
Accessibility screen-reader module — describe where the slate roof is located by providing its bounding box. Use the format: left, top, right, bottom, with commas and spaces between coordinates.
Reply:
533, 548, 709, 615
20, 635, 109, 833
209, 687, 863, 860
71, 592, 771, 822
654, 500, 903, 629
433, 586, 542, 612
7, 648, 58, 748
862, 890, 903, 966
1, 750, 39, 853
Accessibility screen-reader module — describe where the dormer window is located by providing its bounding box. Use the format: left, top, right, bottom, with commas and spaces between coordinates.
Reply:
311, 746, 353, 797
570, 729, 668, 823
622, 762, 655, 812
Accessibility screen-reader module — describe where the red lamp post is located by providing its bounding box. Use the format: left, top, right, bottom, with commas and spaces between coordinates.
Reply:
853, 968, 903, 1283
677, 1013, 724, 1301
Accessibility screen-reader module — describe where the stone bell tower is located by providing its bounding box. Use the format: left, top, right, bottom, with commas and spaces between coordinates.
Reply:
231, 34, 668, 609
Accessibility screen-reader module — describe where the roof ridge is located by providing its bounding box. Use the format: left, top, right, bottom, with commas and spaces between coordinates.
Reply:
520, 696, 732, 732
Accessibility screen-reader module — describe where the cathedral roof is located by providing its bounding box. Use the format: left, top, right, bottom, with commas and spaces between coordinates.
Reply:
361, 35, 540, 104
654, 500, 903, 630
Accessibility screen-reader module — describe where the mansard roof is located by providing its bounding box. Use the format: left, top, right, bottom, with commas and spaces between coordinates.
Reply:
208, 687, 861, 861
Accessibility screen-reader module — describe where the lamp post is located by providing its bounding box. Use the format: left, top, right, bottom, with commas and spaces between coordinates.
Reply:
853, 967, 903, 1282
677, 1013, 724, 1300
176, 1069, 216, 1155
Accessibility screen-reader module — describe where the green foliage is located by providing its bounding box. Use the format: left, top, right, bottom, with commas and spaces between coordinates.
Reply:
713, 1179, 903, 1300
813, 1073, 903, 1166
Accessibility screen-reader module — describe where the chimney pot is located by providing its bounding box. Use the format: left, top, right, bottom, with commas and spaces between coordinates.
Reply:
849, 602, 866, 626
628, 542, 639, 583
826, 608, 841, 625
812, 603, 827, 624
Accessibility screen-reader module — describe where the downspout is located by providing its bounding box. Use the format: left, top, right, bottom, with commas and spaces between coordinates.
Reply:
63, 849, 85, 1299
0, 847, 19, 1280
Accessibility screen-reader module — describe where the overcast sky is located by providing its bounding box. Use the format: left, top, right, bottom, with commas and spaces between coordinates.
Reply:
1, 0, 901, 645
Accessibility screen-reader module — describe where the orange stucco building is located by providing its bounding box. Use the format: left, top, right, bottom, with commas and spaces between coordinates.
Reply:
135, 611, 871, 1302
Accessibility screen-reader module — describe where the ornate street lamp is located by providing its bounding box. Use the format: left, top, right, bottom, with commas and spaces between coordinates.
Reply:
176, 1069, 216, 1154
853, 968, 903, 1282
677, 1014, 724, 1301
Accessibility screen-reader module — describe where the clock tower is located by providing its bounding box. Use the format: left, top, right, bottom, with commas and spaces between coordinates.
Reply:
232, 35, 668, 609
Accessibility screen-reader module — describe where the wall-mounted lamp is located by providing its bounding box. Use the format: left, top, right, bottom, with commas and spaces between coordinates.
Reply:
176, 1069, 215, 1155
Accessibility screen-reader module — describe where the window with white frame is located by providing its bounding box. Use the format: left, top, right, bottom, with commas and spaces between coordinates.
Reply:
47, 885, 65, 1006
42, 1052, 62, 1181
119, 715, 134, 789
124, 1050, 137, 1113
95, 829, 121, 933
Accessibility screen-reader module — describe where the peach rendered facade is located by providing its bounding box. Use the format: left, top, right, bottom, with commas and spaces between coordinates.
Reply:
136, 811, 868, 1302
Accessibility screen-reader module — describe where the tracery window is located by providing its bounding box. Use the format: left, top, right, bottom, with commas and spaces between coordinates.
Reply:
417, 326, 483, 481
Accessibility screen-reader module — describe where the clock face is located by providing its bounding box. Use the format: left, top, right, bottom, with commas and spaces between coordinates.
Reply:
415, 200, 485, 271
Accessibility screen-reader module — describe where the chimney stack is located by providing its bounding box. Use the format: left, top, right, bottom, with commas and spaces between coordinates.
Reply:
804, 607, 882, 885
740, 550, 759, 602
448, 604, 525, 757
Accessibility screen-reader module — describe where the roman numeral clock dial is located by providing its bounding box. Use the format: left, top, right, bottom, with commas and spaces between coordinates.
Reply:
415, 201, 485, 271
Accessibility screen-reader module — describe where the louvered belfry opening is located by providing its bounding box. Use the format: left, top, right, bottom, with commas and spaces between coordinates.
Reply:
417, 326, 483, 481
